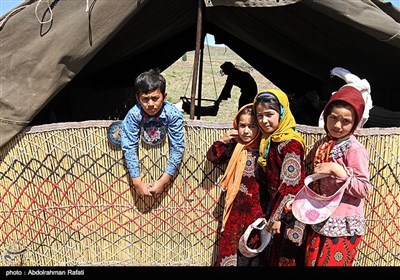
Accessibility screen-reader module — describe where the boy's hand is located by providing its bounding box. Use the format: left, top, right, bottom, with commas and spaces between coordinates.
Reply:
149, 173, 171, 195
131, 178, 152, 197
148, 181, 165, 195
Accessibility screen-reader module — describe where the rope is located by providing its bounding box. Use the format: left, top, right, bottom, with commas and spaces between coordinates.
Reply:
205, 36, 218, 98
35, 0, 53, 24
183, 64, 194, 98
1, 0, 92, 30
180, 37, 221, 116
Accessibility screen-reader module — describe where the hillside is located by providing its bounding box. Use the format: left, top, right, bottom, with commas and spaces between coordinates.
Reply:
163, 45, 277, 122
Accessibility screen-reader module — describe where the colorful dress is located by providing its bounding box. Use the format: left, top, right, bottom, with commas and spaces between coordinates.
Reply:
304, 135, 370, 266
207, 140, 269, 266
254, 89, 308, 267
303, 85, 371, 266
263, 139, 307, 266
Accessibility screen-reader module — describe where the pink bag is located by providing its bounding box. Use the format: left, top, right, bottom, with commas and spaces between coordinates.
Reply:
292, 173, 347, 225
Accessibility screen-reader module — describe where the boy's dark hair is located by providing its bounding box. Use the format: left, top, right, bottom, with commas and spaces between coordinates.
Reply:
135, 68, 166, 95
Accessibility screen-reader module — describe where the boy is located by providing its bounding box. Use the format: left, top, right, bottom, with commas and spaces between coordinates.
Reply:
121, 69, 185, 197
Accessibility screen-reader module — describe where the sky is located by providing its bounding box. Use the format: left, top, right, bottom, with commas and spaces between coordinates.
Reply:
1, 0, 400, 46
1, 0, 23, 16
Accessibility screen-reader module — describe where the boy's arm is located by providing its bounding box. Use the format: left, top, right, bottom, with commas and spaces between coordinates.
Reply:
148, 106, 184, 195
164, 107, 185, 177
121, 111, 141, 178
121, 107, 152, 196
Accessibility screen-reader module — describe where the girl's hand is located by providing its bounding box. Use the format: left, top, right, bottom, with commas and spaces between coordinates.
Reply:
315, 162, 346, 178
267, 220, 281, 235
220, 130, 239, 143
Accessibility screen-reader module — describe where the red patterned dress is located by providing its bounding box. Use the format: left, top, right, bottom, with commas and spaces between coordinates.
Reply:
263, 139, 307, 266
207, 140, 269, 266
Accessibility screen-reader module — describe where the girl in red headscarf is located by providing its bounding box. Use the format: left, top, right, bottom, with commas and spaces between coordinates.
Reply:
304, 85, 371, 266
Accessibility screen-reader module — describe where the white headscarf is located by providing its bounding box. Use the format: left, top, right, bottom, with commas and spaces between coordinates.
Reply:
318, 67, 373, 128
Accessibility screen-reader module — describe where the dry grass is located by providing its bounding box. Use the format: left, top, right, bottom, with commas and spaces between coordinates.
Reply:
163, 45, 277, 122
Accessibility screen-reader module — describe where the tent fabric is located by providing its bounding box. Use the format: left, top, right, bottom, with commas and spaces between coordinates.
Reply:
205, 0, 301, 7
1, 0, 400, 148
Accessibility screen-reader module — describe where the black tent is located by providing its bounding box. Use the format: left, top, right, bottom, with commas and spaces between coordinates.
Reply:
1, 0, 400, 148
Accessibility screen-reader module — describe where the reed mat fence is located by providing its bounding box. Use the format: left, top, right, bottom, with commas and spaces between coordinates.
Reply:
0, 120, 399, 266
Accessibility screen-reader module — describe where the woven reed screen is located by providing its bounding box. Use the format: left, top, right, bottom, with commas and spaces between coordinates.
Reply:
0, 120, 399, 266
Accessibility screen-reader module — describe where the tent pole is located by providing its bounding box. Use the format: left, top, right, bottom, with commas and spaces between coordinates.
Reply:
196, 7, 206, 120
197, 39, 204, 120
190, 0, 204, 120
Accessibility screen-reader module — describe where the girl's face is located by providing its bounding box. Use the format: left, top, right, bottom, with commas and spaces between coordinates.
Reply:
326, 105, 355, 139
137, 89, 165, 116
255, 103, 280, 134
237, 114, 259, 143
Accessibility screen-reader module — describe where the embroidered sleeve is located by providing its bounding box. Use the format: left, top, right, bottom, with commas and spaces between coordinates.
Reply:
271, 140, 306, 218
271, 193, 295, 222
206, 140, 235, 164
279, 140, 305, 195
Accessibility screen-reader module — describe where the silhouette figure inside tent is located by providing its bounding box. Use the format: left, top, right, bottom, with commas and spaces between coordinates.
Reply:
217, 61, 258, 110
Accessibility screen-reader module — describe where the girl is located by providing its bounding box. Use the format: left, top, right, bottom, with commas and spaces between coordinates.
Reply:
206, 103, 269, 266
304, 85, 371, 266
253, 89, 307, 266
